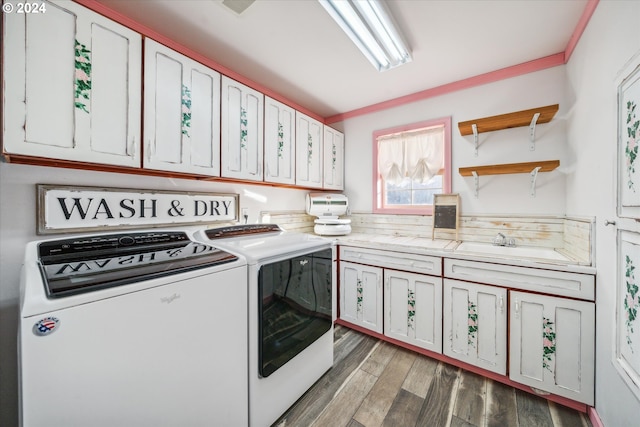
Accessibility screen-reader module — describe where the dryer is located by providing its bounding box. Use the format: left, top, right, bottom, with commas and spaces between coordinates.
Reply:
194, 224, 334, 427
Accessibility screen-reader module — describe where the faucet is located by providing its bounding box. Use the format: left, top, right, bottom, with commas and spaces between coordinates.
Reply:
493, 233, 506, 246
493, 233, 516, 247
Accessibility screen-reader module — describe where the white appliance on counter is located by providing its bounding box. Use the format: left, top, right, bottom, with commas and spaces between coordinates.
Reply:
306, 192, 351, 236
193, 224, 334, 427
19, 230, 249, 427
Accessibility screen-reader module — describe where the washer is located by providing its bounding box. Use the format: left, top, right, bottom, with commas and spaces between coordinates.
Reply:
19, 229, 248, 426
193, 224, 334, 427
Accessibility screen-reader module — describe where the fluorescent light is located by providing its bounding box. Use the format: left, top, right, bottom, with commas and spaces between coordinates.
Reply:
319, 0, 411, 72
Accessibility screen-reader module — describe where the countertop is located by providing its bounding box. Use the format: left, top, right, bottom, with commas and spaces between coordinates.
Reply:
330, 233, 596, 275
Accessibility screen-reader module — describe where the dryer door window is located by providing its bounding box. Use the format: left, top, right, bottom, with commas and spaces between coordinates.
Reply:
258, 248, 332, 377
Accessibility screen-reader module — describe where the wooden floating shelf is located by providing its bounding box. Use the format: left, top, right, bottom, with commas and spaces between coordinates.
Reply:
458, 104, 559, 136
459, 160, 560, 177
460, 160, 560, 197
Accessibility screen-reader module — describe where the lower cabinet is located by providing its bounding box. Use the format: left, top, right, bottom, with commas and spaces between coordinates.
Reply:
339, 261, 383, 333
338, 249, 596, 407
443, 279, 507, 375
384, 270, 442, 353
509, 291, 595, 405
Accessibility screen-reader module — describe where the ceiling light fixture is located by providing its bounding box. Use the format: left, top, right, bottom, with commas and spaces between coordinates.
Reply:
318, 0, 412, 72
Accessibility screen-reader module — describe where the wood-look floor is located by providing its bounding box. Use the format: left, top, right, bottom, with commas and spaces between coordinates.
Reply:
274, 326, 592, 427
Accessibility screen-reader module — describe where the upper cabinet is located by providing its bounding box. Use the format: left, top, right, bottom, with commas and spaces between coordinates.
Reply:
144, 39, 221, 176
323, 127, 345, 190
221, 76, 264, 181
2, 2, 344, 189
3, 0, 141, 167
296, 112, 324, 188
264, 97, 295, 185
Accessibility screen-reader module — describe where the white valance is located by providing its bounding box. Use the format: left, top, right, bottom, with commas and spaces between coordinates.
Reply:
377, 126, 444, 185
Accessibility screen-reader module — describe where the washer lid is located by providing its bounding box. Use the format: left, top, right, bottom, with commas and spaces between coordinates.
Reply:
38, 232, 238, 298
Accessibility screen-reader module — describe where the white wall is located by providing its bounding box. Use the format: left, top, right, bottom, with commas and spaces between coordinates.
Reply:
341, 66, 568, 216
0, 161, 309, 426
565, 1, 640, 426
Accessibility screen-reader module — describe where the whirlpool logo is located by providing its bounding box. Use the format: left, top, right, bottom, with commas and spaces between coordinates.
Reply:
33, 317, 60, 337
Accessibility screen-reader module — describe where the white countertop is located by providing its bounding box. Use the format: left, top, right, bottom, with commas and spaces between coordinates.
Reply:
330, 233, 596, 275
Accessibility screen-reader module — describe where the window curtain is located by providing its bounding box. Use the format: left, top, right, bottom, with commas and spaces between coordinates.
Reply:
377, 126, 444, 184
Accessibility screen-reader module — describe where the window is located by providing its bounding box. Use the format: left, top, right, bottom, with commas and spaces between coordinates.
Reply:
373, 117, 451, 214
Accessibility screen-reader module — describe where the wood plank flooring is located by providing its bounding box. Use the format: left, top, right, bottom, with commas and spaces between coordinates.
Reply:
274, 326, 592, 427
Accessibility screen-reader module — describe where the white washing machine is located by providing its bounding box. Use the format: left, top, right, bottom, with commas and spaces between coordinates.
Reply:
193, 224, 334, 427
19, 230, 249, 426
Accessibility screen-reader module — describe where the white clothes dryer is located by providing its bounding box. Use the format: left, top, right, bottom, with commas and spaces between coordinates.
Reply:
193, 224, 334, 427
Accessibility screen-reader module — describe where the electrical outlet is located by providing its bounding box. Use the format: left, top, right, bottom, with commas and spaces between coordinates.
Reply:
241, 208, 249, 224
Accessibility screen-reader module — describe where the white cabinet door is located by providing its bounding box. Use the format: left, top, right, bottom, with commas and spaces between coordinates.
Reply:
3, 0, 141, 166
443, 279, 507, 375
384, 270, 442, 353
144, 39, 220, 176
221, 76, 264, 181
323, 126, 344, 190
264, 97, 295, 184
339, 261, 383, 333
510, 291, 595, 405
296, 112, 323, 188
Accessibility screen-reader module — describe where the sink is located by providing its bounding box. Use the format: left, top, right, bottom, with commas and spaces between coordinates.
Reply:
454, 242, 571, 262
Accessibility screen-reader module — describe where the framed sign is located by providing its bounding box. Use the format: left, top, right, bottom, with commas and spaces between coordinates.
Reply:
617, 50, 640, 219
37, 184, 239, 234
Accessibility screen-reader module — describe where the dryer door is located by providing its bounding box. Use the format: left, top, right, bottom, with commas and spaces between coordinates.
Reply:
257, 247, 332, 377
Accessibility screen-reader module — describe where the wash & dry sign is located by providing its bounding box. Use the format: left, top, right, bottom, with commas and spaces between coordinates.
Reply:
37, 185, 238, 234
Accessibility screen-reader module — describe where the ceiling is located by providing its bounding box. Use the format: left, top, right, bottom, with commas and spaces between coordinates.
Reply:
95, 0, 589, 120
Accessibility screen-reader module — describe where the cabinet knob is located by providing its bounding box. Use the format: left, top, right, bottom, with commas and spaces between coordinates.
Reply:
604, 219, 616, 226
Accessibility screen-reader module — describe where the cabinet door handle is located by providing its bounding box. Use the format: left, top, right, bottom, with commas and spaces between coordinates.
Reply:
499, 295, 504, 313
128, 137, 136, 157
514, 298, 519, 318
149, 139, 156, 160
